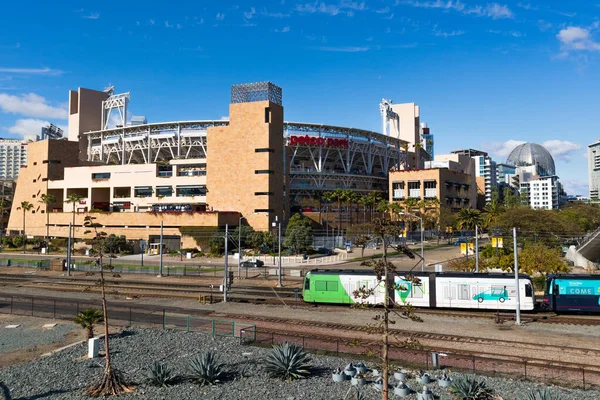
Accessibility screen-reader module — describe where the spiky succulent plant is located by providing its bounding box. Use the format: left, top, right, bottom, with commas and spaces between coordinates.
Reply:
520, 388, 563, 400
450, 376, 495, 400
147, 362, 178, 387
189, 351, 225, 386
264, 342, 312, 381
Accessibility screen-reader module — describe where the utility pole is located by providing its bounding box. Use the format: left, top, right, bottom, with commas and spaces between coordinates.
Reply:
159, 220, 164, 276
475, 225, 479, 273
273, 217, 282, 287
420, 217, 424, 272
238, 217, 242, 279
513, 227, 521, 325
224, 224, 229, 302
66, 222, 71, 276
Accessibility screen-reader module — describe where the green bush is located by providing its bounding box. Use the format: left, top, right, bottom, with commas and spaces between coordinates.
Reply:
450, 376, 494, 400
50, 238, 68, 248
265, 342, 311, 381
519, 388, 563, 400
147, 362, 178, 387
189, 351, 224, 386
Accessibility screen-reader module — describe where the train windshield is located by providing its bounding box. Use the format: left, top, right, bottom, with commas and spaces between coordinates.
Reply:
544, 278, 551, 295
304, 277, 310, 290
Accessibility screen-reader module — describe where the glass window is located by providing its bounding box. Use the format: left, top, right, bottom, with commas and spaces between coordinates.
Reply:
134, 187, 153, 197
304, 278, 310, 290
92, 172, 111, 179
156, 186, 173, 197
411, 285, 423, 298
176, 185, 207, 197
525, 283, 533, 297
326, 281, 338, 292
315, 281, 327, 291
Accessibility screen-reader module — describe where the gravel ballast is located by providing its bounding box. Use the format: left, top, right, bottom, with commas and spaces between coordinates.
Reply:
0, 327, 598, 400
0, 319, 77, 354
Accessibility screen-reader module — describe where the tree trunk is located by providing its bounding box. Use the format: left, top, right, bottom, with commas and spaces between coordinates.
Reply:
382, 242, 389, 400
99, 260, 112, 378
86, 326, 94, 340
22, 210, 26, 254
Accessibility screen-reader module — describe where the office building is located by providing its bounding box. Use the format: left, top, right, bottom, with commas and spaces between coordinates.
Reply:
451, 149, 497, 203
0, 139, 28, 180
588, 140, 600, 202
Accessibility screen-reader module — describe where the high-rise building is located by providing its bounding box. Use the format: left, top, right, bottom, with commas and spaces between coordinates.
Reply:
588, 140, 600, 202
0, 139, 28, 179
420, 122, 434, 159
519, 175, 560, 210
451, 149, 497, 203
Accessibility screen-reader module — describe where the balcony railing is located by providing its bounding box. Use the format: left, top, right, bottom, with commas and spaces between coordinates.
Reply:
393, 189, 405, 200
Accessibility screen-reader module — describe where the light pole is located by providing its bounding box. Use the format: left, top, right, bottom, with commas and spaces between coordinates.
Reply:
400, 211, 424, 271
272, 216, 282, 287
238, 216, 243, 279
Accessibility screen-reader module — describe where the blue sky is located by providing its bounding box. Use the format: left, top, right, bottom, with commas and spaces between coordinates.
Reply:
0, 1, 599, 195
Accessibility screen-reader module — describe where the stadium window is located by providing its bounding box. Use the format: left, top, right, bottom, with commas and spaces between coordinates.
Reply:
254, 208, 273, 213
255, 148, 274, 153
92, 172, 111, 179
265, 107, 271, 123
255, 170, 274, 174
33, 162, 37, 166
42, 160, 61, 164
254, 192, 273, 196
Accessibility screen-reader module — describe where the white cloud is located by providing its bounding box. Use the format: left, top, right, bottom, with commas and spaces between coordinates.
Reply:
314, 46, 370, 52
295, 1, 365, 16
216, 13, 225, 21
433, 25, 465, 37
516, 2, 538, 11
560, 179, 588, 196
244, 7, 257, 19
557, 27, 600, 52
483, 139, 581, 162
7, 118, 66, 138
82, 12, 100, 20
483, 139, 526, 158
0, 93, 68, 119
275, 26, 291, 32
0, 67, 62, 75
403, 0, 513, 19
149, 19, 155, 25
376, 6, 390, 13
541, 140, 581, 162
488, 29, 524, 37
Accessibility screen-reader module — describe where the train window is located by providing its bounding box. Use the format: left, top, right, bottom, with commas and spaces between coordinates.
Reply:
304, 278, 310, 290
326, 281, 338, 292
525, 283, 533, 297
411, 285, 423, 298
458, 284, 470, 300
315, 281, 327, 291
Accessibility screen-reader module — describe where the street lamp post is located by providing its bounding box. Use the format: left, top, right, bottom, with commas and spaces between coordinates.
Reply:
400, 211, 424, 271
272, 216, 282, 287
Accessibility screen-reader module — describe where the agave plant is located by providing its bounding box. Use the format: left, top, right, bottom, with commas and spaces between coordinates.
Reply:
147, 362, 178, 387
450, 376, 495, 400
520, 388, 563, 400
264, 342, 311, 381
189, 351, 225, 386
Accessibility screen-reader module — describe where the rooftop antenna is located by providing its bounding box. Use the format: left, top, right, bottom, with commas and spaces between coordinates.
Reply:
103, 85, 115, 96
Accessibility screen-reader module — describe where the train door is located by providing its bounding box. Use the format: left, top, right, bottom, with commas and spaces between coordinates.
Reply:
471, 284, 479, 309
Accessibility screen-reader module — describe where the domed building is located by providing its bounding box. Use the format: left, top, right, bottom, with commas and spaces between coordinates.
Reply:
504, 142, 565, 210
506, 142, 555, 177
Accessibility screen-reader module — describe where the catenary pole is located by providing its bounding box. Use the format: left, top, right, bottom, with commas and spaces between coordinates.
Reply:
66, 222, 71, 276
475, 225, 479, 273
278, 218, 282, 287
513, 227, 521, 325
420, 216, 424, 272
224, 224, 229, 302
238, 217, 242, 279
159, 220, 164, 276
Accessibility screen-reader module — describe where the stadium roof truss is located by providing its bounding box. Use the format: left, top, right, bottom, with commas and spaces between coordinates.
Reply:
85, 121, 408, 179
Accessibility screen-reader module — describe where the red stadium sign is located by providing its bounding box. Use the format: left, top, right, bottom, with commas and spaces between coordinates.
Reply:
289, 135, 349, 148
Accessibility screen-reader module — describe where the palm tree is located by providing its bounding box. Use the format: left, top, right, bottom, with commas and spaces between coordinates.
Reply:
0, 198, 10, 251
341, 189, 357, 230
324, 188, 344, 234
39, 193, 56, 252
455, 208, 482, 231
16, 201, 34, 253
74, 308, 104, 339
483, 199, 504, 229
66, 193, 83, 252
357, 195, 368, 224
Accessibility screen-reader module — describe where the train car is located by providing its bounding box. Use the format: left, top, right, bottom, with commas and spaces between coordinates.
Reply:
543, 274, 600, 313
395, 272, 535, 311
303, 269, 535, 311
302, 269, 387, 305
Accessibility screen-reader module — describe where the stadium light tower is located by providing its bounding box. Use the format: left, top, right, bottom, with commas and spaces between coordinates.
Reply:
379, 99, 399, 137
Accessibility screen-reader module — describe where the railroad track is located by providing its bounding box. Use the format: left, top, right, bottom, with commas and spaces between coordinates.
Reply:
211, 312, 600, 360
2, 273, 600, 325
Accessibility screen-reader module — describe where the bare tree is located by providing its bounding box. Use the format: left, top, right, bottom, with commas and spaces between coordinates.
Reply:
353, 217, 423, 400
83, 216, 134, 397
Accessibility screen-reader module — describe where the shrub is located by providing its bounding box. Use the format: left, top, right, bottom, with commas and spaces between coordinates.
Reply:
520, 388, 563, 400
147, 362, 178, 387
189, 351, 224, 386
450, 376, 494, 400
264, 342, 311, 381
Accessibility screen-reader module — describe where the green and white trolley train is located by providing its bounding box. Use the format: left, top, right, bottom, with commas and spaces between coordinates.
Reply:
303, 269, 536, 311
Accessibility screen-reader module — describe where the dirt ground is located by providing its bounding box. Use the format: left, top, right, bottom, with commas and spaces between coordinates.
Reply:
0, 315, 84, 368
